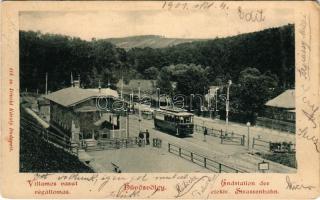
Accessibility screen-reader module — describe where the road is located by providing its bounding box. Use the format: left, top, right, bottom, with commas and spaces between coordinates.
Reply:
84, 147, 212, 173
127, 114, 296, 173
193, 116, 295, 143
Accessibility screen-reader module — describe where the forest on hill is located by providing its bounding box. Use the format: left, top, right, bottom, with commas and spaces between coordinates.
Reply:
20, 24, 294, 92
20, 24, 294, 122
103, 35, 203, 50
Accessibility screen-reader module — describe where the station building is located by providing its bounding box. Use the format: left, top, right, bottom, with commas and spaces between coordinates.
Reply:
44, 80, 128, 146
257, 89, 295, 133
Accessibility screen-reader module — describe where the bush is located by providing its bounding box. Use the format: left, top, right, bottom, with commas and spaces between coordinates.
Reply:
256, 152, 297, 168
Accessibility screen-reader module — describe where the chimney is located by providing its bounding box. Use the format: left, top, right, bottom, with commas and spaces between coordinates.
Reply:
71, 72, 74, 87
107, 78, 111, 88
74, 75, 80, 88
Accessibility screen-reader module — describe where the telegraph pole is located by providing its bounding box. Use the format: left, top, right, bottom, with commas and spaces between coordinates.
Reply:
225, 80, 232, 135
138, 82, 141, 133
157, 88, 160, 110
208, 89, 212, 119
127, 111, 129, 138
121, 75, 124, 100
45, 72, 48, 95
215, 88, 219, 117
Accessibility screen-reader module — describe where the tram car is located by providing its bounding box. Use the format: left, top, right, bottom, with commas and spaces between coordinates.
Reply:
154, 107, 194, 137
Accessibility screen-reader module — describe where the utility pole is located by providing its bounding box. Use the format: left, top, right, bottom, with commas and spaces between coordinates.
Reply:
121, 75, 123, 100
208, 89, 211, 119
157, 88, 160, 110
127, 111, 129, 138
130, 89, 133, 112
215, 88, 219, 117
45, 72, 48, 95
225, 80, 232, 135
138, 82, 141, 133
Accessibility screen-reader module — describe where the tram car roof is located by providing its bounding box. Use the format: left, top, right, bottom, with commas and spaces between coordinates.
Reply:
156, 107, 194, 117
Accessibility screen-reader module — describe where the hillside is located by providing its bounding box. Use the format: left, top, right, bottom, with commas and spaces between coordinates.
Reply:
104, 35, 203, 50
20, 24, 294, 92
20, 107, 94, 173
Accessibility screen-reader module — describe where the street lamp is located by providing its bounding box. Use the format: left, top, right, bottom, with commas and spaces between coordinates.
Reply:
225, 80, 232, 135
246, 122, 251, 150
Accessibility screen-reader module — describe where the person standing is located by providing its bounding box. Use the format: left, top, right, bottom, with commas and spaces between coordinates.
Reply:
145, 129, 150, 145
138, 131, 144, 147
203, 127, 208, 142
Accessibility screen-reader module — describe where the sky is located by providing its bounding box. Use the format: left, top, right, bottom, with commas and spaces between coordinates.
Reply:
19, 9, 294, 40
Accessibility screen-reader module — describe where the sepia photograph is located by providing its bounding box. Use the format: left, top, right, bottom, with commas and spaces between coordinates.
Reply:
1, 1, 320, 199
18, 8, 297, 174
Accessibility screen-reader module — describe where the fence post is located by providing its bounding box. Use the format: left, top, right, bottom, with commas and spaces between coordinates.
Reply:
191, 152, 193, 162
242, 135, 245, 146
219, 164, 222, 173
220, 129, 223, 144
168, 143, 171, 153
204, 158, 207, 168
179, 148, 181, 157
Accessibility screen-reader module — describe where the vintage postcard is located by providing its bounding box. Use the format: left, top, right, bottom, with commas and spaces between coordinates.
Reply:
0, 1, 319, 199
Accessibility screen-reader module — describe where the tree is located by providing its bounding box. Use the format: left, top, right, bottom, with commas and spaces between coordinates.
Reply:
156, 64, 209, 110
237, 67, 278, 122
144, 67, 159, 80
174, 64, 209, 97
156, 67, 173, 96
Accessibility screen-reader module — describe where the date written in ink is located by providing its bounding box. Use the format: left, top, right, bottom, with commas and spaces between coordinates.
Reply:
162, 1, 215, 11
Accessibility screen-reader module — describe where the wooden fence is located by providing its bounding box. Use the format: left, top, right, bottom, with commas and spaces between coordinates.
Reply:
168, 143, 245, 173
194, 124, 245, 146
84, 137, 145, 151
20, 115, 79, 156
252, 138, 270, 152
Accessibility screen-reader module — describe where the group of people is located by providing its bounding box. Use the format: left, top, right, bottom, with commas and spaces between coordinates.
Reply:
138, 129, 150, 146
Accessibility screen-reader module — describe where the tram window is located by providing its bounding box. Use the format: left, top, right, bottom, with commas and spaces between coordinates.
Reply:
169, 115, 174, 122
156, 113, 165, 120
